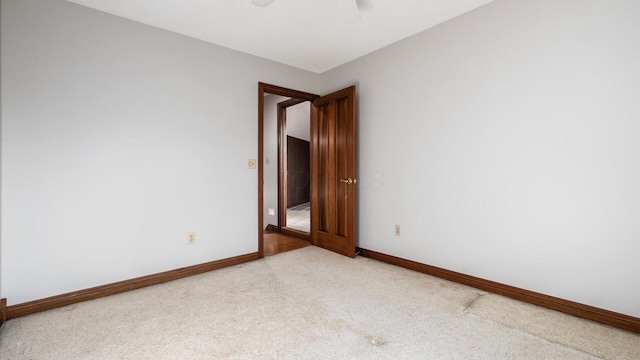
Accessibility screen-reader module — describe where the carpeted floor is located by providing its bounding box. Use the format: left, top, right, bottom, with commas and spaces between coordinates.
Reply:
0, 246, 638, 359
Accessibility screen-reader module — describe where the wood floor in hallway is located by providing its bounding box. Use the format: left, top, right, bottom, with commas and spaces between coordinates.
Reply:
263, 231, 310, 256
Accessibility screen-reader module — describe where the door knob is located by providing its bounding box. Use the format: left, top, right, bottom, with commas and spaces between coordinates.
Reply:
340, 178, 356, 184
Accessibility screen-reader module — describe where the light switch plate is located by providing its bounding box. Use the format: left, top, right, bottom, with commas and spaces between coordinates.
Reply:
247, 159, 257, 169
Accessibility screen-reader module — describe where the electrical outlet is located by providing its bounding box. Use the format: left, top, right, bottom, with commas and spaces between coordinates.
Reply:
247, 159, 257, 169
187, 232, 196, 244
395, 225, 401, 237
268, 208, 275, 216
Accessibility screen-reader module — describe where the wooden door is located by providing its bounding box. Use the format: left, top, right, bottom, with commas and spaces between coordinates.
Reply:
286, 136, 311, 208
310, 86, 357, 258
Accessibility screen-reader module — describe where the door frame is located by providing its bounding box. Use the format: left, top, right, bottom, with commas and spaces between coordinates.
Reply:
277, 98, 312, 239
258, 83, 318, 258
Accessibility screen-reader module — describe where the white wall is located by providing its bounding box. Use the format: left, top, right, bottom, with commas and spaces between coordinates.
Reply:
2, 0, 639, 320
286, 102, 311, 142
0, 0, 3, 301
262, 95, 287, 228
324, 0, 640, 317
0, 0, 321, 305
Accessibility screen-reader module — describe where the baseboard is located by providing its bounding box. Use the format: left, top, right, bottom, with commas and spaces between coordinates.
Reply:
1, 298, 7, 326
357, 248, 640, 334
6, 252, 260, 320
264, 224, 310, 241
281, 227, 311, 241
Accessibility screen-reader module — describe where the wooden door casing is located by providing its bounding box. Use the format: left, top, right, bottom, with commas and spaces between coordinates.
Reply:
258, 83, 319, 258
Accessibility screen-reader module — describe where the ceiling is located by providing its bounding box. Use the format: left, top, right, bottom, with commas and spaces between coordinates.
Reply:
66, 0, 496, 74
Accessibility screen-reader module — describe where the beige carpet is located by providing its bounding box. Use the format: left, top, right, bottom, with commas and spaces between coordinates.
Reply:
0, 246, 638, 359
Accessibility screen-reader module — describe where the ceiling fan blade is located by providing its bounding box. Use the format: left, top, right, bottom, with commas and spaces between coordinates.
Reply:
337, 0, 361, 24
252, 0, 275, 7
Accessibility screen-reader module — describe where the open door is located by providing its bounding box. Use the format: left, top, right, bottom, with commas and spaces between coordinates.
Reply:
311, 86, 357, 258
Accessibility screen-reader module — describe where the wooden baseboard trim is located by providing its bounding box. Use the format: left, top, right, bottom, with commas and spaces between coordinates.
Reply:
357, 248, 640, 334
281, 227, 311, 241
1, 298, 7, 326
6, 252, 260, 320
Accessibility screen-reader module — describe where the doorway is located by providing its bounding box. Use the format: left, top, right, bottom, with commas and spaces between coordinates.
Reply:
261, 94, 313, 240
263, 95, 311, 238
258, 83, 357, 258
258, 84, 318, 257
280, 100, 312, 237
